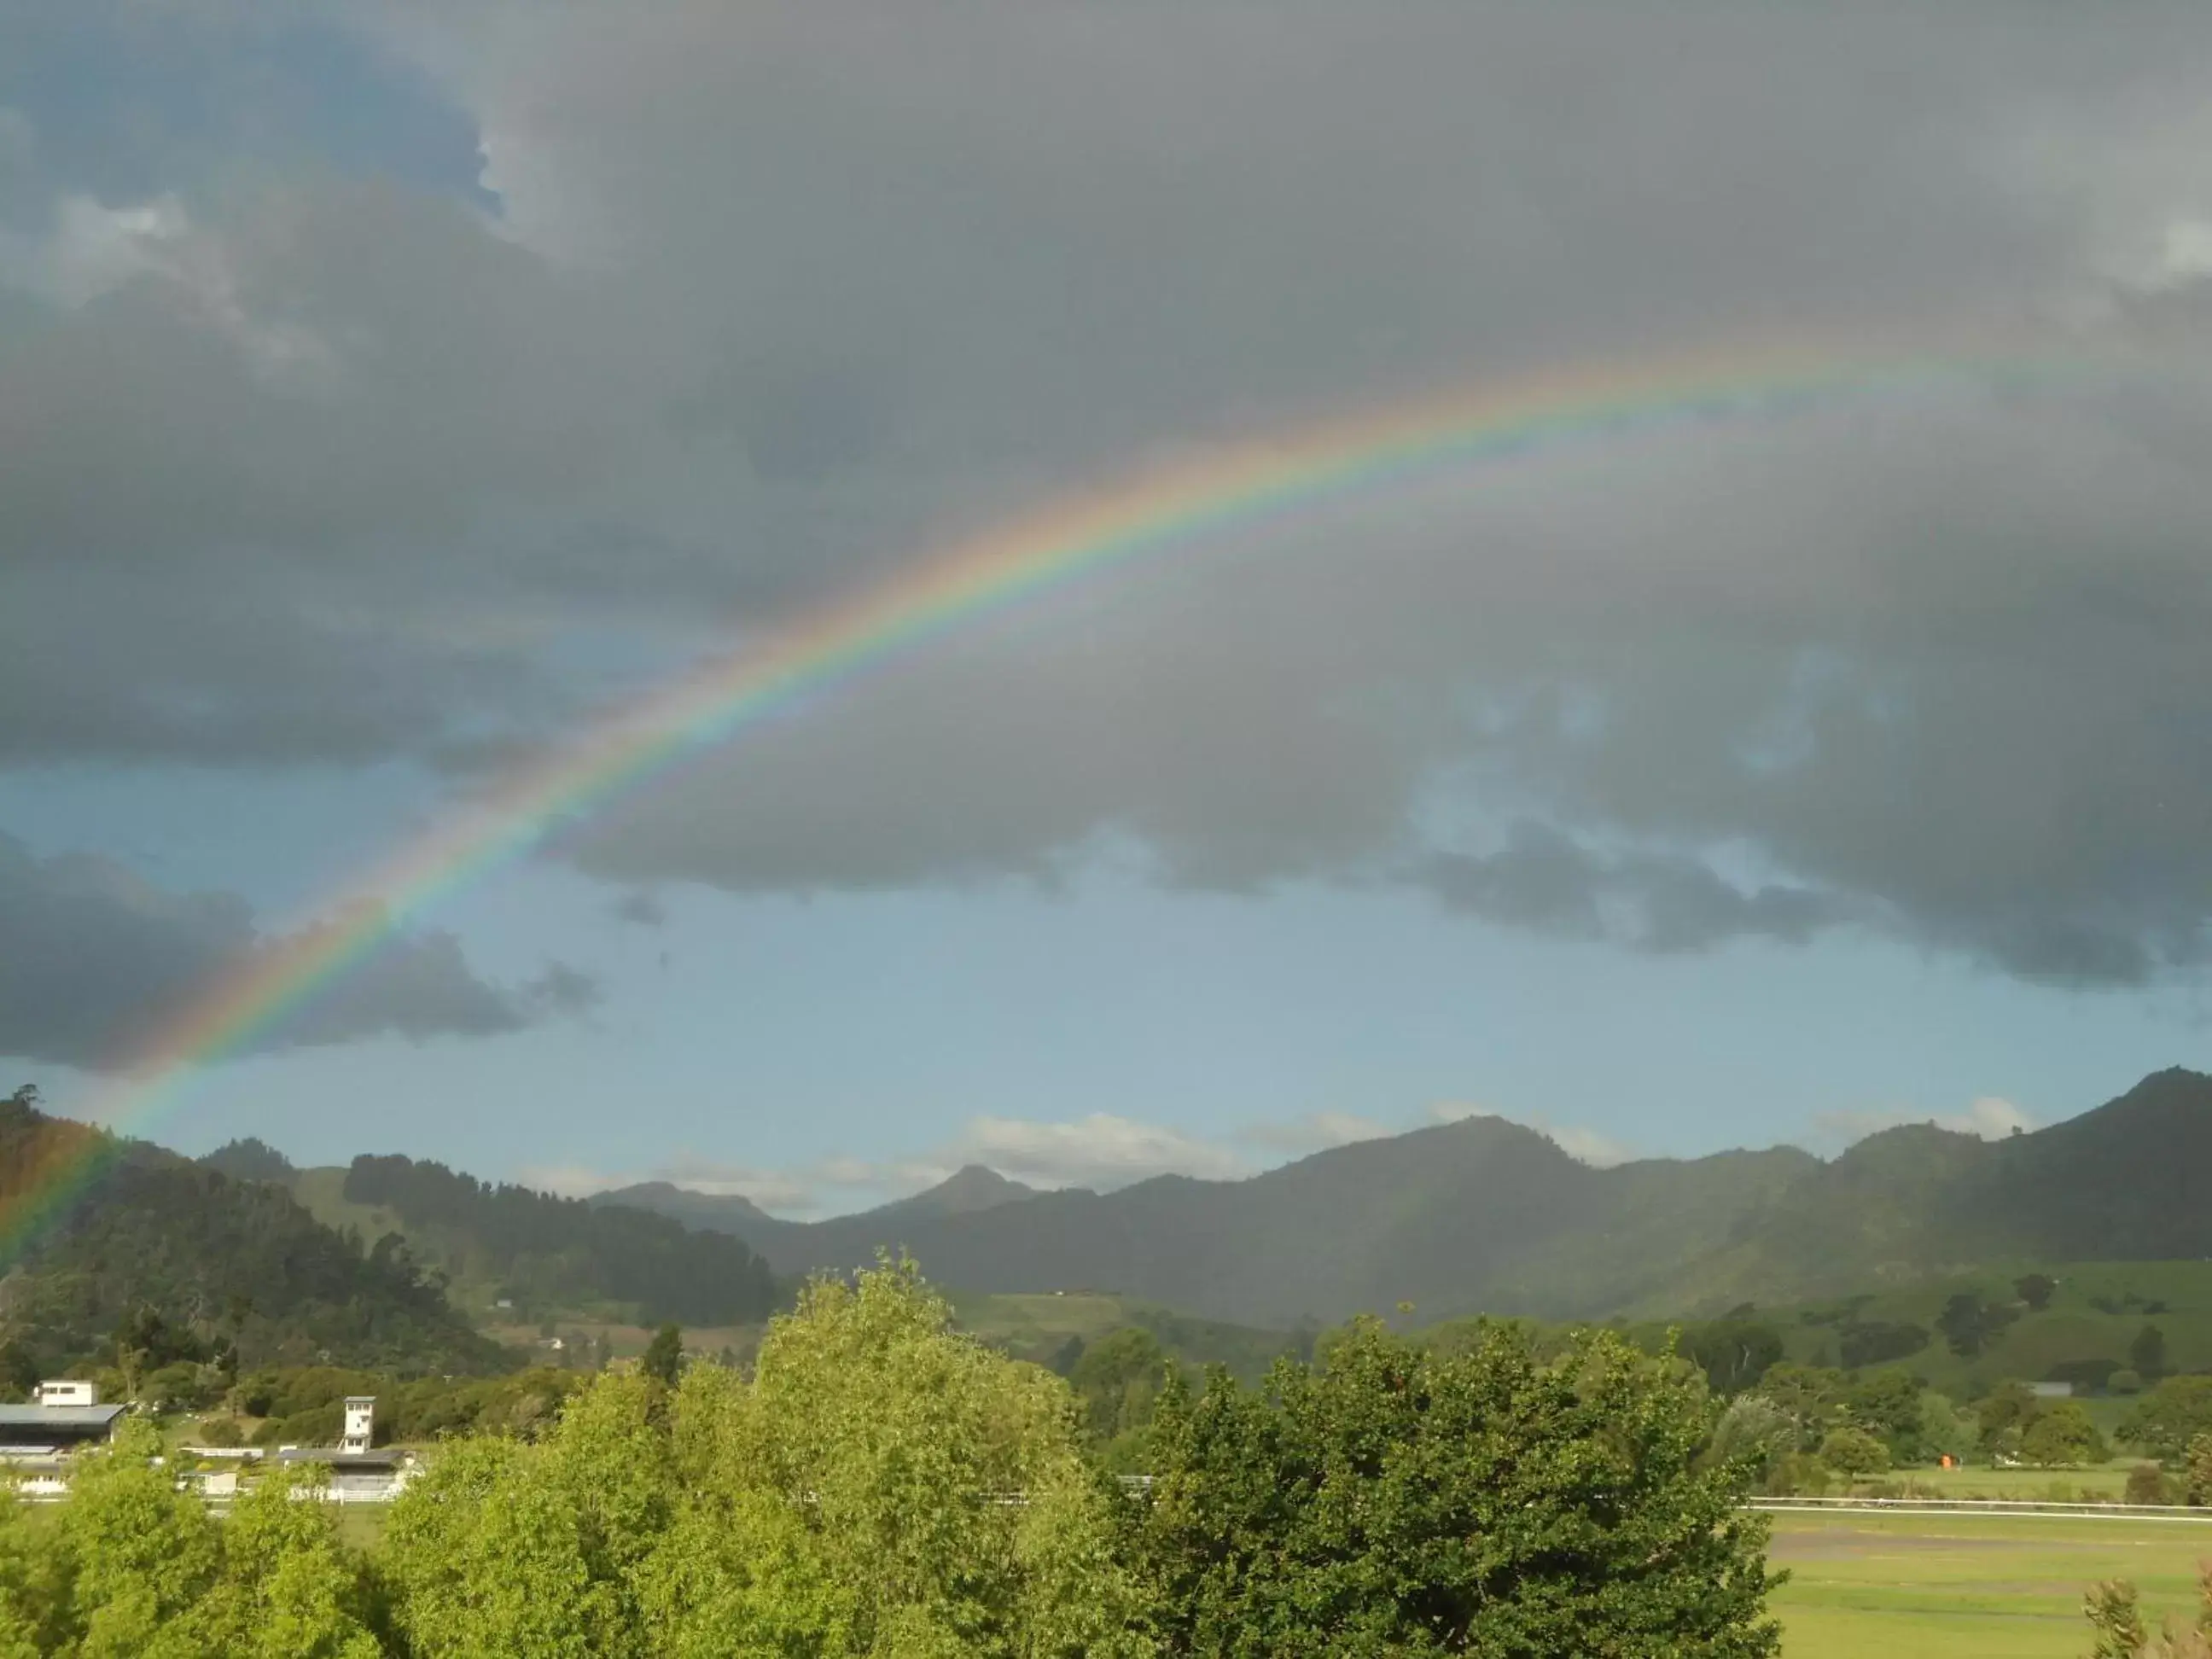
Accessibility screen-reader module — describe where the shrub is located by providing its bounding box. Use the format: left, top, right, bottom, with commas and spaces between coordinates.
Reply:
1818, 1426, 1889, 1483
2126, 1464, 2178, 1506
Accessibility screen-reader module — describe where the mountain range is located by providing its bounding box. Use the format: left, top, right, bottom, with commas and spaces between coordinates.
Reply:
596, 1068, 2212, 1328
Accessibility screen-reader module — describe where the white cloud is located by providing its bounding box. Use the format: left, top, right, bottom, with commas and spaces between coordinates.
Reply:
0, 193, 189, 307
1808, 1094, 2036, 1150
960, 1113, 1251, 1188
521, 1103, 1491, 1216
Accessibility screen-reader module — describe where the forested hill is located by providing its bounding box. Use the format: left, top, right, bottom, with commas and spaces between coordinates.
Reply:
606, 1068, 2212, 1328
608, 1117, 1820, 1327
591, 1162, 1041, 1277
0, 1091, 501, 1377
335, 1154, 782, 1328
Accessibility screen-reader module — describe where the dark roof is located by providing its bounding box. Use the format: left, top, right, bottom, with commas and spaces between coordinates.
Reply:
0, 1404, 127, 1437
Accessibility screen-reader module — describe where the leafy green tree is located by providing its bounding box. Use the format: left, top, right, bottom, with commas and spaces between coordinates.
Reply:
2021, 1400, 2104, 1468
1975, 1380, 2041, 1454
382, 1434, 614, 1658
387, 1258, 1149, 1658
1817, 1426, 1889, 1485
1843, 1371, 1925, 1464
1836, 1320, 1929, 1371
172, 1466, 381, 1657
1069, 1327, 1173, 1468
0, 1487, 68, 1658
2188, 1434, 2212, 1505
1755, 1363, 1845, 1449
2013, 1272, 2057, 1312
1141, 1317, 1780, 1656
2133, 1324, 2168, 1382
1917, 1392, 1978, 1465
1707, 1396, 1796, 1489
1934, 1291, 2015, 1359
640, 1324, 683, 1388
645, 1258, 1149, 1656
57, 1418, 222, 1656
1679, 1319, 1785, 1396
2122, 1377, 2212, 1463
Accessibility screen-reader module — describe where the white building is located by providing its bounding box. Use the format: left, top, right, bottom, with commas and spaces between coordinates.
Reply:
341, 1396, 375, 1455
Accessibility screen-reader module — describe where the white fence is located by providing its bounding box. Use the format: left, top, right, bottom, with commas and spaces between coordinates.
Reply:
1750, 1496, 2212, 1524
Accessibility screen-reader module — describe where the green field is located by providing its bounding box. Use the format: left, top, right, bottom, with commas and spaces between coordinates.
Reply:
1771, 1510, 2212, 1657
946, 1290, 1297, 1379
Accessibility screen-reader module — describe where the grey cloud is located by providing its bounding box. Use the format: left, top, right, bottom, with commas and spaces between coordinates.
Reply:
11, 3, 2212, 987
1417, 824, 1854, 954
0, 830, 585, 1068
610, 890, 667, 928
519, 960, 602, 1018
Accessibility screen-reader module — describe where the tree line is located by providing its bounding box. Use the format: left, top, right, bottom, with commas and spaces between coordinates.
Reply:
0, 1260, 1783, 1657
342, 1155, 781, 1329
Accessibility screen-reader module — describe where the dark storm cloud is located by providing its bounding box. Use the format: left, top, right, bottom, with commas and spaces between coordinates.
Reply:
0, 831, 589, 1068
12, 2, 2212, 986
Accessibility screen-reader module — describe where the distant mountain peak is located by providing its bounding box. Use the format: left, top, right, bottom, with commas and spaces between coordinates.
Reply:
902, 1164, 1039, 1217
597, 1179, 774, 1223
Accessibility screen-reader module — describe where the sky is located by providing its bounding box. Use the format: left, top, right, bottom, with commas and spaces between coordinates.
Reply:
8, 1, 2212, 1216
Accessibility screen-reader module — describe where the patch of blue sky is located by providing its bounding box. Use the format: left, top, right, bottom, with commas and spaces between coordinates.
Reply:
0, 6, 493, 216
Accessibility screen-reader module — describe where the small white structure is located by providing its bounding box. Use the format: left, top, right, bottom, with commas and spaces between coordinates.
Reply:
2028, 1381, 2075, 1400
340, 1396, 375, 1455
34, 1380, 97, 1408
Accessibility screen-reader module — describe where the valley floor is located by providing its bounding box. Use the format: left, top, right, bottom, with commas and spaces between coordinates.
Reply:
1770, 1510, 2212, 1657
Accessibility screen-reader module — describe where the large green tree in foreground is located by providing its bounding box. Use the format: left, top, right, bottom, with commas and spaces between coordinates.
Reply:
1138, 1317, 1779, 1657
381, 1256, 1149, 1657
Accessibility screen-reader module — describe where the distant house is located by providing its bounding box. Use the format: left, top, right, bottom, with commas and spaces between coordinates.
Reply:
2028, 1381, 2075, 1400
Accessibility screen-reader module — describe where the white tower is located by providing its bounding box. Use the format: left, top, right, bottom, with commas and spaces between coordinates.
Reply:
341, 1396, 375, 1455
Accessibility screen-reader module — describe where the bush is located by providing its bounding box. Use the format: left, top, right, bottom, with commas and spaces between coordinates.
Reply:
2125, 1463, 2178, 1506
1819, 1426, 1889, 1483
2111, 1370, 2146, 1395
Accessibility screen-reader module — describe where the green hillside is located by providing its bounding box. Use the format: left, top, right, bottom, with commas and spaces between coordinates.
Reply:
1741, 1260, 2212, 1400
0, 1092, 501, 1377
288, 1153, 783, 1330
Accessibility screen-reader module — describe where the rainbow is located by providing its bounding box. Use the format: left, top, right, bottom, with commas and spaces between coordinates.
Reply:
9, 338, 2099, 1262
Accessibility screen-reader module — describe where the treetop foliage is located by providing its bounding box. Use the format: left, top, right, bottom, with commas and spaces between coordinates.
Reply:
1138, 1315, 1780, 1656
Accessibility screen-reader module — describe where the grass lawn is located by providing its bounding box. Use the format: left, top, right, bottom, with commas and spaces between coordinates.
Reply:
1769, 1510, 2212, 1657
1869, 1458, 2140, 1500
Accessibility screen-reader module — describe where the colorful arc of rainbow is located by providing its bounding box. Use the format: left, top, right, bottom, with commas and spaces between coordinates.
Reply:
8, 343, 2079, 1263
